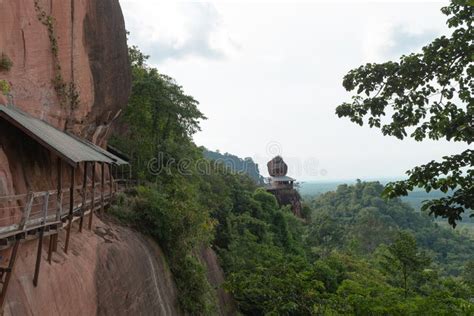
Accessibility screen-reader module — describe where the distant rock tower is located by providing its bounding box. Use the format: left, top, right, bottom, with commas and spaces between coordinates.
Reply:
267, 156, 288, 177
266, 156, 302, 217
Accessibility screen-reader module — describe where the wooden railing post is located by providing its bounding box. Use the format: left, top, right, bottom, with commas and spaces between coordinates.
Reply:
120, 165, 125, 189
19, 192, 34, 231
56, 192, 63, 222
101, 162, 105, 213
109, 164, 113, 201
56, 158, 63, 222
88, 162, 96, 230
64, 165, 75, 254
32, 227, 44, 287
47, 234, 53, 264
79, 162, 88, 232
52, 158, 63, 253
32, 192, 49, 287
42, 192, 49, 225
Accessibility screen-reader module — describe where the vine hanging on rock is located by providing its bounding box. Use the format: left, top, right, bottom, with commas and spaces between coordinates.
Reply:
34, 0, 80, 110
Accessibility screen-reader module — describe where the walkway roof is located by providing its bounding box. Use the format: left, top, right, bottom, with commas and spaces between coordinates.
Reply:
269, 175, 296, 182
0, 105, 126, 166
68, 133, 129, 166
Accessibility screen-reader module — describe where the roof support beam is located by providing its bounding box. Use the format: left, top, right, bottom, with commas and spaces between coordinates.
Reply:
47, 234, 54, 264
33, 228, 44, 287
88, 163, 96, 230
109, 164, 113, 200
101, 163, 105, 214
0, 238, 20, 309
79, 162, 88, 233
64, 165, 75, 254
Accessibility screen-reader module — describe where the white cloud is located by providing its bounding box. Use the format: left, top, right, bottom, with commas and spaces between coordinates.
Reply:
122, 0, 236, 62
122, 1, 466, 181
360, 3, 447, 61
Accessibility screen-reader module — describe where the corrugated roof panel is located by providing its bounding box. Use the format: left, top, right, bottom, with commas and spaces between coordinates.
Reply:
0, 105, 114, 165
269, 175, 296, 182
67, 133, 129, 165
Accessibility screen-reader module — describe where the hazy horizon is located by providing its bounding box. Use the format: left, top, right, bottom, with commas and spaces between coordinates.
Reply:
122, 0, 467, 181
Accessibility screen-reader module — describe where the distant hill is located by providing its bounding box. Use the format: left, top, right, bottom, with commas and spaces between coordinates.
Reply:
307, 181, 474, 276
202, 148, 264, 184
299, 180, 472, 224
299, 179, 444, 209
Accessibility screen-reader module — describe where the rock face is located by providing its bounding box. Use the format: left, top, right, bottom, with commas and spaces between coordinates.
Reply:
3, 215, 235, 315
0, 0, 131, 202
0, 0, 130, 136
0, 0, 154, 314
199, 247, 238, 315
267, 156, 288, 177
271, 188, 303, 217
0, 2, 236, 314
266, 156, 302, 217
0, 0, 131, 302
4, 217, 183, 316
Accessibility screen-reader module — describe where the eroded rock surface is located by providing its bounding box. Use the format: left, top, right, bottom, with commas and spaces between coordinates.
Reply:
4, 217, 182, 316
0, 0, 151, 314
0, 0, 130, 134
0, 1, 238, 314
0, 0, 132, 289
199, 247, 238, 315
95, 221, 182, 316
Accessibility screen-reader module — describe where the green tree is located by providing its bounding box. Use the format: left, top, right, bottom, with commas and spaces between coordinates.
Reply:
462, 260, 474, 287
222, 233, 322, 315
111, 46, 215, 314
111, 46, 206, 181
382, 232, 430, 298
335, 0, 473, 227
351, 207, 396, 253
307, 211, 344, 258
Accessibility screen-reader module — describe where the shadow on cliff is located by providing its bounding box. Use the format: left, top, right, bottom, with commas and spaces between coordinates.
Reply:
4, 214, 236, 316
4, 216, 182, 316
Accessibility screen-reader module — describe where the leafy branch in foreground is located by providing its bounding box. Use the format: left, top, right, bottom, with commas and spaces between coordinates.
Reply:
335, 0, 473, 226
384, 150, 473, 226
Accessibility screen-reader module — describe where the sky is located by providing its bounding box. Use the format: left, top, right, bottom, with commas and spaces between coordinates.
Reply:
120, 0, 469, 181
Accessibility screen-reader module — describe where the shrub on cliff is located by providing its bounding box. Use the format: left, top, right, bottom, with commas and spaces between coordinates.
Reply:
0, 80, 10, 95
0, 53, 12, 72
110, 45, 218, 314
112, 183, 216, 314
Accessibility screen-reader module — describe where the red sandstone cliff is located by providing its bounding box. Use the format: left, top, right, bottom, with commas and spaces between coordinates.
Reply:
4, 217, 183, 316
0, 2, 235, 315
0, 0, 130, 137
0, 0, 131, 198
0, 0, 159, 314
0, 0, 131, 228
3, 215, 235, 315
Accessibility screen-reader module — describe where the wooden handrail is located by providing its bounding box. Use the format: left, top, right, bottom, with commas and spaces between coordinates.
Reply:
0, 180, 131, 238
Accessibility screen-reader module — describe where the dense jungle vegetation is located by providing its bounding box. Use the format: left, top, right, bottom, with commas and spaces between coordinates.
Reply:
109, 1, 473, 314
109, 46, 474, 314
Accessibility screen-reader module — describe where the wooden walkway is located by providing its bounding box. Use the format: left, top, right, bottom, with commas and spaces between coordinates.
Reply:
0, 178, 129, 309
